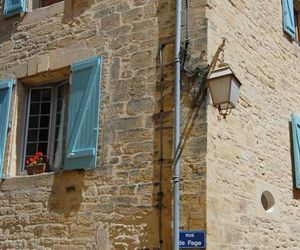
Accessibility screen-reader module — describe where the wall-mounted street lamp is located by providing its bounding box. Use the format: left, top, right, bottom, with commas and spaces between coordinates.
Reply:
207, 67, 242, 118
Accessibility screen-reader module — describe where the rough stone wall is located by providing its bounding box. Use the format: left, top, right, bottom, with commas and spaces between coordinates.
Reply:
206, 0, 300, 249
0, 0, 208, 249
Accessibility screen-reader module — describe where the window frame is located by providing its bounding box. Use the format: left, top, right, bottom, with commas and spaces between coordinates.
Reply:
21, 80, 69, 173
294, 0, 300, 41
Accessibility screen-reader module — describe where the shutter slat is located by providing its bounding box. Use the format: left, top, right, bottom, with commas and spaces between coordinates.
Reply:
292, 113, 300, 189
282, 0, 296, 38
3, 0, 26, 18
0, 80, 14, 179
64, 56, 102, 170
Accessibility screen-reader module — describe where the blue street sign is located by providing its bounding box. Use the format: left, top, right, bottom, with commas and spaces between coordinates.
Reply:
179, 230, 206, 249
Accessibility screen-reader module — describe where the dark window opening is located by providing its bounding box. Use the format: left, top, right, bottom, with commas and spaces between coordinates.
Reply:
32, 0, 63, 10
295, 1, 300, 41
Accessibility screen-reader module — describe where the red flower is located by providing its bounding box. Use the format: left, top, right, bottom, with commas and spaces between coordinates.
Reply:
25, 152, 49, 168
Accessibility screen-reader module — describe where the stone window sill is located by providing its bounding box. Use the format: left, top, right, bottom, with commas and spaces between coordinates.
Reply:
1, 168, 87, 191
1, 171, 55, 191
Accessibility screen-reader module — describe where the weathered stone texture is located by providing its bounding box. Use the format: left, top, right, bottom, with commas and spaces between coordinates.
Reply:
0, 0, 208, 249
206, 0, 300, 249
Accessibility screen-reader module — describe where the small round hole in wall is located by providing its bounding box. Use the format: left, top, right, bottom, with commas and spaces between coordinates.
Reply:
261, 191, 275, 213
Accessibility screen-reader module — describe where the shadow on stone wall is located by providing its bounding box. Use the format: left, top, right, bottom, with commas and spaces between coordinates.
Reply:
0, 16, 22, 45
152, 1, 176, 249
62, 0, 94, 23
47, 170, 84, 217
153, 1, 208, 248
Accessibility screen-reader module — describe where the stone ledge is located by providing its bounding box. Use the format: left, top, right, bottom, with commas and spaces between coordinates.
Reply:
0, 169, 92, 192
0, 172, 55, 191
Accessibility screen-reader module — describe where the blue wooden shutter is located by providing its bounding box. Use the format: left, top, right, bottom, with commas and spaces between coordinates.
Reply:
292, 113, 300, 189
0, 80, 14, 178
64, 56, 102, 170
3, 0, 26, 18
282, 0, 296, 38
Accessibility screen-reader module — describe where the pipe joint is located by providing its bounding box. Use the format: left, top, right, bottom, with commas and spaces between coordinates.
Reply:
174, 57, 181, 63
172, 176, 180, 183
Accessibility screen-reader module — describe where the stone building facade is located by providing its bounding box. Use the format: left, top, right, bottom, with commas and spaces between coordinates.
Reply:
206, 0, 300, 249
0, 0, 206, 249
0, 0, 299, 249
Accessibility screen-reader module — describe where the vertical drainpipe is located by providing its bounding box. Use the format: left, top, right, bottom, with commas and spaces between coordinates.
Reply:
173, 0, 182, 249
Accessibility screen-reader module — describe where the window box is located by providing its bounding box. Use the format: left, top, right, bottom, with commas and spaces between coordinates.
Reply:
26, 163, 47, 175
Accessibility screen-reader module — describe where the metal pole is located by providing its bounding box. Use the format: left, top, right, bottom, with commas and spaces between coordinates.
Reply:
173, 0, 182, 249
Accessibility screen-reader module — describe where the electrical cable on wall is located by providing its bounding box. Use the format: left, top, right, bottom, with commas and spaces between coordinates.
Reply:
158, 44, 166, 250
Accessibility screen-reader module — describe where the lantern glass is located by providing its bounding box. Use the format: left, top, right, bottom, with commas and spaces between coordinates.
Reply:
208, 76, 231, 106
230, 77, 240, 107
207, 67, 241, 118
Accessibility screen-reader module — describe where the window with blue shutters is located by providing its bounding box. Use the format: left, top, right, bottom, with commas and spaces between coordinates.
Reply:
0, 56, 102, 177
23, 57, 102, 173
291, 113, 300, 189
282, 0, 300, 40
8, 56, 102, 176
3, 0, 26, 17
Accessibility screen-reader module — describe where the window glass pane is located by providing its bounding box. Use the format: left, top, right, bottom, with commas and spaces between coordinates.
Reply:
29, 116, 39, 128
42, 89, 51, 101
39, 129, 49, 141
32, 0, 41, 9
38, 143, 48, 155
41, 103, 51, 114
30, 103, 40, 114
31, 89, 41, 102
27, 130, 38, 142
56, 99, 62, 112
26, 143, 37, 156
24, 83, 68, 172
53, 83, 68, 168
57, 84, 67, 99
54, 140, 58, 151
40, 115, 50, 128
56, 114, 61, 126
25, 88, 52, 167
55, 127, 59, 139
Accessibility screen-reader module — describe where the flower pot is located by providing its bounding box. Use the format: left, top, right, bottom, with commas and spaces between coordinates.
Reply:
26, 163, 46, 175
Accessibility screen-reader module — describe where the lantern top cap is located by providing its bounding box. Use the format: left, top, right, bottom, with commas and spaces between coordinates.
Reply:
207, 66, 242, 86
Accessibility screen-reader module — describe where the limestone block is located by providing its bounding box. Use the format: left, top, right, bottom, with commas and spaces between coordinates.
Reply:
130, 51, 152, 70
127, 97, 154, 115
101, 14, 121, 31
11, 63, 27, 78
27, 57, 38, 76
37, 55, 50, 73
